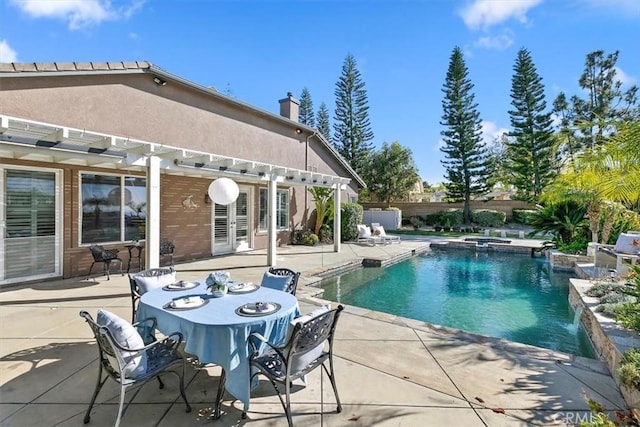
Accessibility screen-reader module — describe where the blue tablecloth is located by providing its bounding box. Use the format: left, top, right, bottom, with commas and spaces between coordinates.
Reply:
137, 282, 299, 411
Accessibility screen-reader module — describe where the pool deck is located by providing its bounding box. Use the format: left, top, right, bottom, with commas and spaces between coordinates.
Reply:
0, 237, 631, 426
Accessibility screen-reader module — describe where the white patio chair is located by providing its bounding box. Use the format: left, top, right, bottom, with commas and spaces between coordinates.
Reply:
594, 232, 640, 276
371, 223, 401, 244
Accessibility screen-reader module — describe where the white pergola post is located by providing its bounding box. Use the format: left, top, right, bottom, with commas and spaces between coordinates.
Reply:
333, 184, 341, 252
146, 156, 161, 269
267, 176, 277, 266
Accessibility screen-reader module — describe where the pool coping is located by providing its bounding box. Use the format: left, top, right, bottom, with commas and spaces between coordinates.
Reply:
306, 240, 639, 409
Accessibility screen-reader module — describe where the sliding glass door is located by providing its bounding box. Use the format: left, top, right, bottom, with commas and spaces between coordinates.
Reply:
0, 166, 62, 285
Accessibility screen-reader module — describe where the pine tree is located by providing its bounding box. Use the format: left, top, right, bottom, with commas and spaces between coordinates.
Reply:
298, 87, 315, 127
507, 48, 556, 202
333, 53, 374, 175
316, 102, 331, 142
440, 46, 489, 224
554, 50, 639, 153
572, 50, 639, 148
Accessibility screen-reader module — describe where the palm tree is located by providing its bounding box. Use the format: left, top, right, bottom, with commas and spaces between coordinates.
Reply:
542, 120, 640, 243
308, 187, 334, 236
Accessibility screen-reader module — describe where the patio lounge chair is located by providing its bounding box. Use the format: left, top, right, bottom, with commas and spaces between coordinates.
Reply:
246, 304, 344, 426
594, 231, 640, 276
371, 223, 401, 244
79, 309, 191, 427
356, 224, 385, 246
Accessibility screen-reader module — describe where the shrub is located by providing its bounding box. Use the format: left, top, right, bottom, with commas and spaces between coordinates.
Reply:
341, 203, 363, 242
318, 223, 333, 244
408, 216, 423, 228
513, 209, 537, 225
300, 230, 319, 246
438, 208, 463, 228
424, 212, 441, 226
615, 265, 640, 333
600, 292, 635, 305
471, 209, 506, 227
618, 348, 640, 390
586, 283, 629, 298
555, 234, 590, 255
595, 303, 623, 318
528, 201, 589, 244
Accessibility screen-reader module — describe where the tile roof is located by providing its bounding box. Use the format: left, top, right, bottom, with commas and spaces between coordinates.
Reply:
0, 61, 152, 73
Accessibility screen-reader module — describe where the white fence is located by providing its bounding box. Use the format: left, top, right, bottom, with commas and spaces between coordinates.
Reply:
362, 210, 401, 231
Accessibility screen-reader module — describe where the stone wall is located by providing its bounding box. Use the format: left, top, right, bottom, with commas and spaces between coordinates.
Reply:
547, 250, 592, 271
569, 279, 640, 409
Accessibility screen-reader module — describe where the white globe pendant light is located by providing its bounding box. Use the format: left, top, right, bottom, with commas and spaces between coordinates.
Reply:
208, 178, 239, 206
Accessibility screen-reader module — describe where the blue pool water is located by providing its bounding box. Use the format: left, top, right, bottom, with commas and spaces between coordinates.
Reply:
321, 250, 595, 358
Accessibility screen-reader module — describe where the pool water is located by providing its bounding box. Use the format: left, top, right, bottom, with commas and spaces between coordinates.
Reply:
321, 250, 595, 358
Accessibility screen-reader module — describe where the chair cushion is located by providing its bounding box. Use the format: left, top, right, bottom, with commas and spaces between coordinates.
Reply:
288, 305, 331, 373
615, 233, 640, 255
134, 270, 176, 294
357, 224, 372, 238
260, 271, 292, 292
372, 224, 387, 237
96, 309, 147, 377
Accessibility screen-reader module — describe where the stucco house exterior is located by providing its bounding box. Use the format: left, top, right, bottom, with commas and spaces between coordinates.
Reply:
0, 61, 364, 286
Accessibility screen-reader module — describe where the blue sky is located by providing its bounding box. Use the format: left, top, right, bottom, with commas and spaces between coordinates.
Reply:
1, 0, 638, 185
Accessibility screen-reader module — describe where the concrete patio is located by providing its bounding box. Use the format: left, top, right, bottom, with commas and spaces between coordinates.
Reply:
0, 239, 629, 426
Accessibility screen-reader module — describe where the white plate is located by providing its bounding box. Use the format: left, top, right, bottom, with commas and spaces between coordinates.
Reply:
165, 296, 208, 310
164, 281, 198, 291
235, 302, 281, 316
228, 282, 259, 294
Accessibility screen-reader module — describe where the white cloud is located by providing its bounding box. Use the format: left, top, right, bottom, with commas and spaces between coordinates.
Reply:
0, 39, 18, 62
481, 121, 509, 146
615, 67, 637, 86
474, 30, 514, 50
434, 121, 507, 151
459, 0, 543, 30
8, 0, 145, 30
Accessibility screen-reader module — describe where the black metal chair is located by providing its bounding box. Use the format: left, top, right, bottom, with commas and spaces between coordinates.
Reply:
128, 267, 175, 322
246, 305, 344, 426
159, 238, 175, 267
265, 267, 300, 295
88, 244, 123, 280
79, 310, 191, 427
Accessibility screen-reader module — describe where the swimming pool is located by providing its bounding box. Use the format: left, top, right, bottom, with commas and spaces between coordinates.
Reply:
321, 250, 595, 358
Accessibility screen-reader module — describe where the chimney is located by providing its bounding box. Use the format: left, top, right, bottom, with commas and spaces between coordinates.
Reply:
279, 92, 300, 122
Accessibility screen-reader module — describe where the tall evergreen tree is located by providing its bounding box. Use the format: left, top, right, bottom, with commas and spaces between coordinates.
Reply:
507, 48, 555, 202
440, 46, 489, 224
298, 87, 315, 127
333, 53, 374, 175
316, 102, 331, 142
554, 50, 639, 152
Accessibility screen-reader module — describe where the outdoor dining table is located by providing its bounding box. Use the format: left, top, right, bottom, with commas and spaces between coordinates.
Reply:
137, 280, 300, 418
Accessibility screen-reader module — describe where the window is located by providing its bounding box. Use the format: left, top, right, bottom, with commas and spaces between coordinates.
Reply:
259, 188, 289, 231
81, 173, 147, 244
